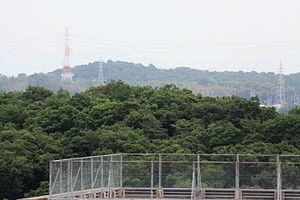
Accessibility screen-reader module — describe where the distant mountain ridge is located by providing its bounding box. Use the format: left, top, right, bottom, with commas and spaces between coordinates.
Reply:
1, 60, 300, 105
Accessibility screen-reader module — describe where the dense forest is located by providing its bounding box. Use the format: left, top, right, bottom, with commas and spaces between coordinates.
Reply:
1, 60, 300, 105
1, 82, 300, 199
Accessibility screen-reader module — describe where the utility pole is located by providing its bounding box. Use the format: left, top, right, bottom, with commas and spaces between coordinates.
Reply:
98, 59, 104, 86
276, 61, 286, 105
61, 28, 73, 82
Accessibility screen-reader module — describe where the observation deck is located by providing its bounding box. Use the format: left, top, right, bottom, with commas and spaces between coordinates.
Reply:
36, 154, 300, 199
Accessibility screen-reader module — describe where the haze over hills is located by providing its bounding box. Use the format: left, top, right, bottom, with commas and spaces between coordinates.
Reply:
1, 60, 300, 105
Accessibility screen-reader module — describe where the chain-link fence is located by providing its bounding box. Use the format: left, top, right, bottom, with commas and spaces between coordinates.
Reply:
50, 154, 122, 198
49, 154, 300, 199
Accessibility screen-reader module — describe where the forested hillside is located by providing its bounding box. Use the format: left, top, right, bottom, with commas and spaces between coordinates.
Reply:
1, 60, 300, 105
1, 82, 300, 199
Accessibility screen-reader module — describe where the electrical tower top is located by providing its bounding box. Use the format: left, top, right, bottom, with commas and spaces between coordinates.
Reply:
276, 61, 286, 105
98, 58, 104, 86
61, 27, 73, 82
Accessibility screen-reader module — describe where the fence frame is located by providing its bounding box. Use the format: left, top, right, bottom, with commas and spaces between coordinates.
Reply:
49, 153, 300, 200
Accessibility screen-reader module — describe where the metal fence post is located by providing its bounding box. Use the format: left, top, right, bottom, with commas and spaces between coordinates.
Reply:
110, 155, 113, 188
151, 161, 154, 199
107, 156, 113, 199
235, 154, 240, 200
191, 162, 195, 200
67, 160, 70, 193
91, 157, 94, 190
159, 153, 162, 188
60, 161, 62, 194
70, 160, 74, 197
277, 155, 282, 200
197, 154, 201, 189
81, 158, 83, 191
120, 154, 123, 188
49, 161, 52, 198
107, 164, 111, 199
101, 156, 104, 188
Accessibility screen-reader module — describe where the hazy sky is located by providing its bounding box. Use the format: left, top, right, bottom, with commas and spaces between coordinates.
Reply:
1, 0, 300, 76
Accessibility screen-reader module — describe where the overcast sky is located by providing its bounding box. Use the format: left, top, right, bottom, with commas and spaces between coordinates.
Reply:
1, 0, 300, 76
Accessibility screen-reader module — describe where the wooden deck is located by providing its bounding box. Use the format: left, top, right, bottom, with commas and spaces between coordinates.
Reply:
18, 188, 300, 200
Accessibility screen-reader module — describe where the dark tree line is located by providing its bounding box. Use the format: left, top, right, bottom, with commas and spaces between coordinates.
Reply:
1, 82, 300, 199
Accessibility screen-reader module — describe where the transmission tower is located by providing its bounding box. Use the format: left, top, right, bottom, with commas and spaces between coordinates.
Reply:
276, 61, 286, 105
97, 59, 104, 85
61, 28, 73, 82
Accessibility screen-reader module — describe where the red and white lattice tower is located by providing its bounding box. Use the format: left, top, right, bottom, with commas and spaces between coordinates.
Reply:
61, 28, 73, 82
